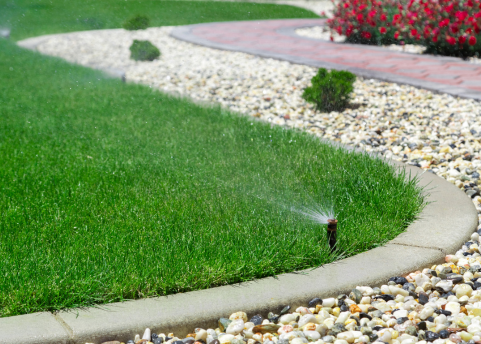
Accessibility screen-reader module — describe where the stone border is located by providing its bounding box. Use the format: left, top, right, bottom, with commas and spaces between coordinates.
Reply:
17, 33, 126, 82
5, 32, 478, 344
169, 21, 481, 101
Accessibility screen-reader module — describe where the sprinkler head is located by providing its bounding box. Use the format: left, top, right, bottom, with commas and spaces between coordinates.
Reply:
327, 218, 338, 231
326, 218, 337, 252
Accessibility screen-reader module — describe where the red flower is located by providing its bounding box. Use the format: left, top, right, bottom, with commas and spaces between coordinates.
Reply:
368, 10, 376, 17
450, 24, 459, 33
467, 0, 474, 6
459, 35, 467, 44
455, 11, 469, 21
411, 28, 418, 36
446, 36, 456, 45
393, 14, 402, 22
361, 31, 372, 39
469, 36, 477, 45
357, 13, 364, 21
433, 35, 438, 42
343, 3, 349, 8
379, 26, 387, 34
330, 35, 334, 41
394, 31, 400, 39
439, 18, 450, 27
380, 13, 387, 21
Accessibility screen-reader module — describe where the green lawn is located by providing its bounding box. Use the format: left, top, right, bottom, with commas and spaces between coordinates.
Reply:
1, 0, 320, 41
0, 1, 424, 317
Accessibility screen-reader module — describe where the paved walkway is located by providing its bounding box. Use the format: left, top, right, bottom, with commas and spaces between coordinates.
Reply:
171, 18, 481, 100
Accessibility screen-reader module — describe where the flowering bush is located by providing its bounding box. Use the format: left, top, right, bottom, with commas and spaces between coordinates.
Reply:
327, 0, 481, 58
395, 0, 481, 58
327, 0, 400, 45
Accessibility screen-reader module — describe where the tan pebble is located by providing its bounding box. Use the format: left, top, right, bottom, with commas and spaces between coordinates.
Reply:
304, 323, 317, 331
446, 255, 459, 264
195, 330, 208, 341
439, 147, 450, 153
278, 325, 293, 334
229, 311, 248, 322
350, 304, 361, 313
262, 333, 274, 342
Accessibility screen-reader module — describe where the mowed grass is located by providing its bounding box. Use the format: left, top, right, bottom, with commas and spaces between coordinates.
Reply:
0, 38, 425, 317
0, 0, 320, 41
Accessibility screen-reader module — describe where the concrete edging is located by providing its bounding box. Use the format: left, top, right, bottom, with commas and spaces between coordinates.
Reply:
5, 30, 479, 344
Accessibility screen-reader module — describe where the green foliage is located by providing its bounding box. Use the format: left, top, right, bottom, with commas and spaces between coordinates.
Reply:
129, 40, 160, 61
302, 68, 356, 113
122, 14, 149, 30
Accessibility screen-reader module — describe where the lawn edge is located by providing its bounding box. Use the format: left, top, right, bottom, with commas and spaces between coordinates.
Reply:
0, 155, 476, 344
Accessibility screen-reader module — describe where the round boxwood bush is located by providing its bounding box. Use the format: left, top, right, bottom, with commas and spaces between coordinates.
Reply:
302, 68, 356, 113
129, 40, 160, 61
123, 14, 149, 30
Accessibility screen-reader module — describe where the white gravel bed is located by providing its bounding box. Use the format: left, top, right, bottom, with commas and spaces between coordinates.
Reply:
30, 27, 481, 344
295, 26, 481, 64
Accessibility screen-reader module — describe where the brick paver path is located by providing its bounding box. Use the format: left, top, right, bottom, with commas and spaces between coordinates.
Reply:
171, 19, 481, 100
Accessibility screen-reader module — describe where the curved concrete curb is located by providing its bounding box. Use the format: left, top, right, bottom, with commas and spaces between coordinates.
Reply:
0, 163, 477, 344
170, 19, 481, 101
6, 29, 478, 344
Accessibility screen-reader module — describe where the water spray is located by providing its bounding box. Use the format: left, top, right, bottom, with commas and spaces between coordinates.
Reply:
327, 218, 338, 252
291, 206, 337, 253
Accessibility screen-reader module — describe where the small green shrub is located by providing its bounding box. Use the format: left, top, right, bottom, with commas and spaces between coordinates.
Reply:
123, 14, 149, 30
129, 40, 160, 61
302, 68, 356, 113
